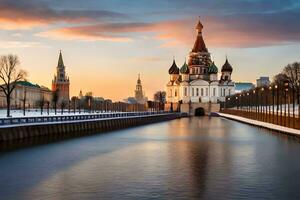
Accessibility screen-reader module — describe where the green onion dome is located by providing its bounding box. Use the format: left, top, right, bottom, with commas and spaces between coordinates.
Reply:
208, 62, 218, 74
180, 61, 189, 74
221, 58, 233, 72
168, 59, 179, 74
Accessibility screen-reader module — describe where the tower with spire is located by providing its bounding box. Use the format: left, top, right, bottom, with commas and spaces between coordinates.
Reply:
135, 74, 147, 104
166, 18, 236, 112
52, 50, 70, 103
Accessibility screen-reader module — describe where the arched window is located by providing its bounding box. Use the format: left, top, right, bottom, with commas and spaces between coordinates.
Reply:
196, 88, 199, 96
184, 87, 187, 96
201, 88, 204, 96
175, 89, 178, 97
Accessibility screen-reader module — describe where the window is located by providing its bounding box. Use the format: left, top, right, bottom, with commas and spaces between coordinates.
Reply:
213, 88, 216, 96
175, 89, 177, 97
192, 88, 194, 96
229, 89, 231, 96
206, 88, 208, 96
196, 88, 199, 96
201, 88, 204, 96
184, 87, 187, 96
223, 89, 226, 97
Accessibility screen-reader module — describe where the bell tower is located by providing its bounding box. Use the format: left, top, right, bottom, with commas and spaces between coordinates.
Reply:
52, 50, 70, 103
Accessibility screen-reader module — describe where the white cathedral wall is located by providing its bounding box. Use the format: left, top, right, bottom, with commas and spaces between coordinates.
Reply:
167, 83, 236, 103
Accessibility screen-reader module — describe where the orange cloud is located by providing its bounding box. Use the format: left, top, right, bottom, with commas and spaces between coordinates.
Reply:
37, 17, 299, 48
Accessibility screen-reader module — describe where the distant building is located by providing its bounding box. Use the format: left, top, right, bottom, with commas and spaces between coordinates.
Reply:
52, 50, 70, 104
135, 74, 148, 104
235, 82, 255, 93
256, 77, 270, 87
0, 81, 52, 108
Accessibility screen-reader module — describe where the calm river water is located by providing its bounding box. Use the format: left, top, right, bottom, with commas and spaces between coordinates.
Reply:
1, 117, 300, 200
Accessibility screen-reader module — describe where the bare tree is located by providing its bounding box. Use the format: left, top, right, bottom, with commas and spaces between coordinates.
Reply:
273, 73, 289, 87
283, 62, 300, 89
0, 54, 27, 117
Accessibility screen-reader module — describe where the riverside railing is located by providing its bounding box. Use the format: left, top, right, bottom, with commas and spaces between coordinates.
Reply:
0, 111, 175, 127
221, 82, 300, 130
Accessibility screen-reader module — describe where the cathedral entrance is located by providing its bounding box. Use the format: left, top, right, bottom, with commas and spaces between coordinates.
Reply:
194, 107, 205, 116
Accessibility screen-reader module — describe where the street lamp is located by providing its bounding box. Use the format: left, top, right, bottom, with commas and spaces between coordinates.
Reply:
235, 96, 238, 111
261, 87, 264, 121
284, 80, 290, 127
247, 92, 250, 117
275, 85, 279, 124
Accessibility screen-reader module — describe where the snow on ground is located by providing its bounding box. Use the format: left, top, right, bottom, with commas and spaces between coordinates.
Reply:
0, 109, 125, 118
218, 112, 300, 136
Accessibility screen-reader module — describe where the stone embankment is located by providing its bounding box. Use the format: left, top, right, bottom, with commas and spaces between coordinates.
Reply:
0, 112, 183, 141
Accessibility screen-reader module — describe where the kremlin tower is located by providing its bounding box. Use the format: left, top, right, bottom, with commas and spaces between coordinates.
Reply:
52, 50, 70, 103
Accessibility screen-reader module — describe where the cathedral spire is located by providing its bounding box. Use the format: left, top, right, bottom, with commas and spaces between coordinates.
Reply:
192, 18, 207, 53
137, 73, 141, 84
196, 17, 203, 33
57, 50, 65, 68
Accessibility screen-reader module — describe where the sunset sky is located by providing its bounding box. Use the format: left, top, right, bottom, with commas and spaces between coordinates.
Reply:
0, 0, 299, 101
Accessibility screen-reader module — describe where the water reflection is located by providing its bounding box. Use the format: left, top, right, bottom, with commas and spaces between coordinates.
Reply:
1, 117, 300, 200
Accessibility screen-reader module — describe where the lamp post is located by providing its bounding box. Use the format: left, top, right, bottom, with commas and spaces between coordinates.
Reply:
292, 85, 295, 128
271, 86, 275, 124
284, 80, 290, 127
275, 85, 279, 125
267, 86, 271, 122
254, 89, 258, 120
246, 92, 250, 118
261, 88, 264, 121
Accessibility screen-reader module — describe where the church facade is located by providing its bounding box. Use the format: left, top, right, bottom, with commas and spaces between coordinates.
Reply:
52, 51, 70, 104
166, 19, 235, 105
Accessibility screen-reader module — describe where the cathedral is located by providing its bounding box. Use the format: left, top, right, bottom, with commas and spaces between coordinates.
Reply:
166, 19, 235, 105
52, 50, 70, 103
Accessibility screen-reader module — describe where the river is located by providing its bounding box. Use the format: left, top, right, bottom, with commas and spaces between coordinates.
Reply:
1, 117, 300, 200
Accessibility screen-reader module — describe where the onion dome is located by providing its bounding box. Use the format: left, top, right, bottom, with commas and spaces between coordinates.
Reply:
208, 62, 218, 74
168, 59, 179, 74
221, 58, 233, 72
180, 61, 189, 74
